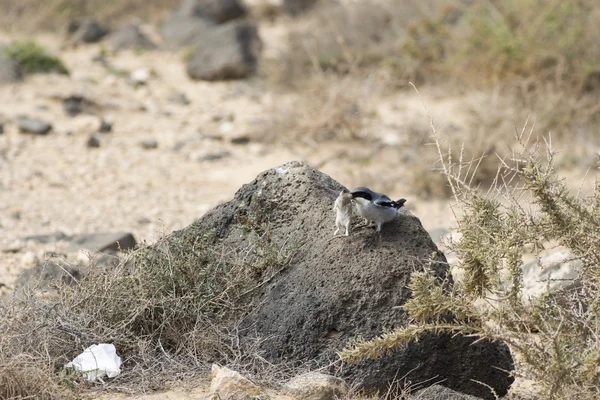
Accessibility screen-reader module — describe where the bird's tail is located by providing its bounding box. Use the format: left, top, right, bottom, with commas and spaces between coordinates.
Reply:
393, 199, 407, 209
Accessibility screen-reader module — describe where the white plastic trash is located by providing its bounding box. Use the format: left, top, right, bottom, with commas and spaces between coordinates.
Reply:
65, 343, 122, 381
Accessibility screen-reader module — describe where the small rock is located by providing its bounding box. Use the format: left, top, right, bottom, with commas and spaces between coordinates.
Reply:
201, 150, 230, 161
0, 123, 4, 134
24, 232, 71, 244
168, 91, 190, 105
63, 95, 84, 116
411, 384, 484, 400
15, 260, 82, 297
212, 113, 234, 122
70, 19, 109, 43
284, 372, 347, 400
17, 116, 52, 135
130, 68, 151, 86
111, 24, 157, 50
231, 135, 250, 145
210, 365, 260, 398
219, 121, 234, 134
87, 135, 101, 148
141, 138, 158, 149
99, 119, 113, 133
67, 232, 137, 253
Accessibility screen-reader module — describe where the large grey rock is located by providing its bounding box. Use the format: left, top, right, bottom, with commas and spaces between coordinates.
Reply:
67, 232, 136, 253
185, 21, 261, 81
175, 0, 246, 23
111, 24, 157, 50
411, 384, 485, 400
183, 161, 514, 399
0, 47, 22, 84
17, 116, 52, 135
69, 19, 108, 43
161, 14, 216, 49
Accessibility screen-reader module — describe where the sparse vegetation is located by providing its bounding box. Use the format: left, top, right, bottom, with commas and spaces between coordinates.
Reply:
0, 217, 296, 398
4, 41, 69, 75
341, 114, 600, 399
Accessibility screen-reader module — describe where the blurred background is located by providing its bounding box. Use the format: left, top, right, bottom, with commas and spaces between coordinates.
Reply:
1, 0, 599, 292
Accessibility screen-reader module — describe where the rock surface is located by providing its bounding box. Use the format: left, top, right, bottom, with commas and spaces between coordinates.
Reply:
522, 250, 582, 299
411, 384, 485, 400
17, 116, 52, 135
67, 232, 137, 253
210, 365, 260, 398
284, 371, 347, 400
69, 20, 108, 44
111, 24, 157, 50
283, 0, 319, 15
185, 21, 262, 81
175, 0, 246, 23
181, 161, 514, 399
15, 260, 81, 295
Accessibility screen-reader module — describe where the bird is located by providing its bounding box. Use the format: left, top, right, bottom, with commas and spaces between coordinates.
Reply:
350, 187, 406, 232
333, 190, 353, 236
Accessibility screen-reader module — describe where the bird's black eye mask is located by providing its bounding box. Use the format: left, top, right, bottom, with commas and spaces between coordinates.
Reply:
350, 191, 372, 201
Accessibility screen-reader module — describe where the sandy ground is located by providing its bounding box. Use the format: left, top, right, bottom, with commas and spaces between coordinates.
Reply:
0, 26, 466, 296
0, 18, 592, 400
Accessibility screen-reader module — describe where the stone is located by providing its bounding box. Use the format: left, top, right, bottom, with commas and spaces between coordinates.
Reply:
63, 95, 84, 116
110, 24, 157, 50
87, 135, 101, 148
185, 21, 262, 81
17, 116, 52, 135
99, 119, 112, 133
70, 19, 108, 44
183, 161, 514, 399
521, 250, 582, 299
0, 47, 22, 84
0, 122, 4, 134
67, 232, 137, 253
283, 0, 319, 16
284, 372, 347, 400
141, 138, 158, 149
23, 232, 71, 244
129, 68, 150, 86
174, 0, 246, 23
411, 384, 485, 400
200, 150, 230, 161
168, 91, 190, 105
231, 135, 250, 145
15, 260, 81, 295
210, 365, 260, 398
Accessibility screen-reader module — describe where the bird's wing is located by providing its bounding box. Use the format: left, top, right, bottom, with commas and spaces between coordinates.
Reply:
374, 198, 395, 208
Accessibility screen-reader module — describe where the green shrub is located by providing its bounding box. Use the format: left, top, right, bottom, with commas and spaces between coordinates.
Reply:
4, 41, 69, 75
341, 115, 600, 399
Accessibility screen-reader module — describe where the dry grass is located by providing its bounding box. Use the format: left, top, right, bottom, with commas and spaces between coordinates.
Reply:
0, 216, 298, 398
341, 100, 600, 398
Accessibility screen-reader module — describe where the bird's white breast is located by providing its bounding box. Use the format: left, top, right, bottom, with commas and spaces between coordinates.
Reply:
353, 198, 398, 223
